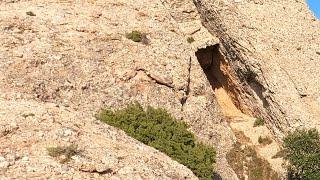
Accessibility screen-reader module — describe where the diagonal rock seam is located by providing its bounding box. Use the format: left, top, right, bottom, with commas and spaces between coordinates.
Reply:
132, 68, 174, 88
193, 0, 297, 138
195, 44, 286, 178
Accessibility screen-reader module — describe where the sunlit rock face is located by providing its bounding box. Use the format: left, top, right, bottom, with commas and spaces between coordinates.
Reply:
194, 0, 320, 137
0, 0, 236, 179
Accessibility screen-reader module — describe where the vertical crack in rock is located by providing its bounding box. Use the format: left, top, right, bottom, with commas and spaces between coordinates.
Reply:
180, 56, 192, 109
186, 56, 192, 97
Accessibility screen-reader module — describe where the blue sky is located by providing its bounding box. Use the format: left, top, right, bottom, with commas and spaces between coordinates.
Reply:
307, 0, 320, 19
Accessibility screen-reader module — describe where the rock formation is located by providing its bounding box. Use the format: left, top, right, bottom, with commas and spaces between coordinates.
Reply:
0, 0, 318, 179
0, 0, 235, 179
194, 0, 320, 138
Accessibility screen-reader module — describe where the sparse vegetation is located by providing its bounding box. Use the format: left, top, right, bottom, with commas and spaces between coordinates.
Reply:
98, 103, 216, 179
187, 37, 195, 43
126, 30, 149, 44
253, 117, 265, 127
227, 142, 281, 180
272, 149, 286, 159
258, 136, 273, 145
26, 11, 36, 16
126, 30, 142, 42
283, 128, 320, 180
47, 144, 79, 163
22, 113, 35, 118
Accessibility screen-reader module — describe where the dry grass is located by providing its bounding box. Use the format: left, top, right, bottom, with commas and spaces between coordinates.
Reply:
47, 144, 79, 163
227, 131, 280, 180
253, 117, 265, 127
258, 136, 273, 145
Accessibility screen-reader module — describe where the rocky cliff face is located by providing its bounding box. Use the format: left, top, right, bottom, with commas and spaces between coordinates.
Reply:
0, 0, 236, 179
0, 0, 318, 179
194, 0, 320, 138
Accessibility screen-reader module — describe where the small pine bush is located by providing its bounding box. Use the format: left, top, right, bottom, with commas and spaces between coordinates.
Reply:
98, 103, 216, 179
253, 117, 265, 127
283, 128, 320, 180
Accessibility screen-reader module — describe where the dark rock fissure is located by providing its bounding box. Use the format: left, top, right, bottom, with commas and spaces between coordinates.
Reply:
195, 44, 241, 111
195, 44, 285, 137
180, 57, 192, 108
195, 44, 271, 116
195, 44, 221, 90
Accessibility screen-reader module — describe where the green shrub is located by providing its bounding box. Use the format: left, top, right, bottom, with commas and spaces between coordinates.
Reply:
98, 103, 216, 179
253, 117, 265, 127
187, 37, 195, 43
126, 30, 142, 42
283, 128, 320, 180
126, 30, 150, 44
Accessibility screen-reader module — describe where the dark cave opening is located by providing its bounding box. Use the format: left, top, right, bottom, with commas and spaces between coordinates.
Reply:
195, 44, 245, 115
195, 44, 233, 97
195, 44, 269, 116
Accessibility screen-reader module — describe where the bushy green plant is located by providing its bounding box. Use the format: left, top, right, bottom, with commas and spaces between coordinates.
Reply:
98, 103, 216, 179
126, 30, 143, 42
253, 117, 265, 127
283, 128, 320, 180
126, 31, 150, 44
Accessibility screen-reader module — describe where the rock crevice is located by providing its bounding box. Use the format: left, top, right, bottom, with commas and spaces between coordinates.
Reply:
194, 0, 320, 138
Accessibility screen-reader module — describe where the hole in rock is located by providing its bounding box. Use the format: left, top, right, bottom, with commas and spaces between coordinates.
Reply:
195, 44, 246, 118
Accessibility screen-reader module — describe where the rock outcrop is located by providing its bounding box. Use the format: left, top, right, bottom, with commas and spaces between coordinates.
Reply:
0, 99, 197, 179
1, 0, 318, 179
194, 0, 320, 138
0, 0, 236, 179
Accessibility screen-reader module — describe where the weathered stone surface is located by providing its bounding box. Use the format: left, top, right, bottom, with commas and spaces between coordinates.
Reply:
0, 99, 197, 179
194, 0, 320, 138
3, 0, 315, 178
0, 0, 236, 179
